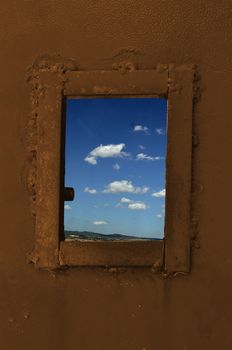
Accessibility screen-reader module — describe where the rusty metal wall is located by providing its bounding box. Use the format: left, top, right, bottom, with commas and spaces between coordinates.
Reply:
0, 1, 232, 349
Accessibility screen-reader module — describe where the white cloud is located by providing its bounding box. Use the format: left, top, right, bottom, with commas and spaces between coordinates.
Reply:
103, 180, 149, 194
128, 201, 148, 210
151, 189, 166, 198
84, 155, 97, 165
85, 143, 129, 165
113, 162, 120, 170
137, 153, 153, 161
91, 144, 126, 158
120, 197, 133, 203
139, 145, 145, 150
93, 220, 108, 225
136, 153, 163, 161
84, 187, 97, 194
156, 128, 166, 135
64, 204, 72, 210
156, 214, 162, 218
134, 125, 149, 133
104, 180, 133, 193
116, 198, 149, 210
135, 186, 149, 194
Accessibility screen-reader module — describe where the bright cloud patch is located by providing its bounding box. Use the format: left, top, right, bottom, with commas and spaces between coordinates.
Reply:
151, 189, 166, 198
85, 143, 129, 165
103, 180, 149, 194
156, 214, 162, 218
93, 220, 108, 225
64, 204, 72, 210
117, 197, 149, 210
128, 201, 148, 210
120, 197, 133, 203
84, 187, 97, 194
134, 125, 149, 133
156, 128, 166, 135
113, 162, 120, 170
84, 155, 97, 165
136, 153, 163, 161
139, 145, 145, 150
115, 197, 132, 207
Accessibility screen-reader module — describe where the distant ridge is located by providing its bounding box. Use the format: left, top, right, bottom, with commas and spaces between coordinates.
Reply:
64, 230, 158, 241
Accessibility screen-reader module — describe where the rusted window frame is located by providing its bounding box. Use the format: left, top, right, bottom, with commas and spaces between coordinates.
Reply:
30, 65, 194, 273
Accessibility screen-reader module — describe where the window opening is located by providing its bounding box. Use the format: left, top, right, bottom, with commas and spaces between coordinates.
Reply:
64, 97, 167, 241
29, 65, 194, 271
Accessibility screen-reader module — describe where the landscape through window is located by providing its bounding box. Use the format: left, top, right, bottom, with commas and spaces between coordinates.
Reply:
64, 98, 167, 241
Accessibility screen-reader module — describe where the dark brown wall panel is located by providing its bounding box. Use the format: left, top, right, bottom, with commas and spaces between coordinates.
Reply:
0, 1, 232, 349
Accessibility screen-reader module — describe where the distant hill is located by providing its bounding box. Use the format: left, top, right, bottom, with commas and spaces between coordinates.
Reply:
64, 230, 158, 241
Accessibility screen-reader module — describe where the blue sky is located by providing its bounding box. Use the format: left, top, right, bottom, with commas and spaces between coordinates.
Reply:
64, 98, 167, 239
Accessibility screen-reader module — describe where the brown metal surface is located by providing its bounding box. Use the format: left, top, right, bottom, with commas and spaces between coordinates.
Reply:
164, 65, 194, 273
1, 2, 231, 349
59, 240, 164, 267
31, 71, 63, 269
64, 69, 168, 97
